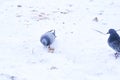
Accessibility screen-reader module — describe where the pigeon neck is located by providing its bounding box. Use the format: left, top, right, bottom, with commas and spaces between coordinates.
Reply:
109, 33, 120, 42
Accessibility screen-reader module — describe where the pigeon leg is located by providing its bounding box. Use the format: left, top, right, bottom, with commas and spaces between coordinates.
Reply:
115, 53, 119, 59
48, 45, 55, 53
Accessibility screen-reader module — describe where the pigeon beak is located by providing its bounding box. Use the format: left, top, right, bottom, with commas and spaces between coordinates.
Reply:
106, 32, 109, 34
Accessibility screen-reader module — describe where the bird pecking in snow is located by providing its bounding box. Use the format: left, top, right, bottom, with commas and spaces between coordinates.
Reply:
40, 30, 56, 53
107, 29, 120, 59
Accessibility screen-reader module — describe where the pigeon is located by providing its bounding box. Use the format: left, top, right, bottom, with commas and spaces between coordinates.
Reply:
107, 29, 120, 58
40, 30, 56, 52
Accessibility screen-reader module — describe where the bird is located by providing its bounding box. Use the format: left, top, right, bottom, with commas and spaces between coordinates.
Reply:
107, 29, 120, 59
40, 30, 56, 52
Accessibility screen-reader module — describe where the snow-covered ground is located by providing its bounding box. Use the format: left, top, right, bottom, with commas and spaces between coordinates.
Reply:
0, 0, 120, 80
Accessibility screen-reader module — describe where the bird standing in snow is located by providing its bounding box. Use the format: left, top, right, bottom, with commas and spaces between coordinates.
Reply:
40, 30, 56, 53
107, 29, 120, 59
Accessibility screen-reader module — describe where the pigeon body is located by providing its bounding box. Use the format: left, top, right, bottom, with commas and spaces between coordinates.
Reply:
107, 29, 120, 58
40, 30, 56, 47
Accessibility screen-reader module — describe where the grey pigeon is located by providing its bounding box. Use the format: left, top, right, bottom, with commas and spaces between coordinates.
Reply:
40, 30, 56, 48
107, 29, 120, 58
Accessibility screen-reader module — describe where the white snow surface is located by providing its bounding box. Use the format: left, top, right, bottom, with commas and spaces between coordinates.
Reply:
0, 0, 120, 80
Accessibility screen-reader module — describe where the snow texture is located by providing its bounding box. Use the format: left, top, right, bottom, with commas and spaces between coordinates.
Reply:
0, 0, 120, 80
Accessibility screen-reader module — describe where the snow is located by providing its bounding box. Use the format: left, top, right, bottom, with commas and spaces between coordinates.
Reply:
0, 0, 120, 80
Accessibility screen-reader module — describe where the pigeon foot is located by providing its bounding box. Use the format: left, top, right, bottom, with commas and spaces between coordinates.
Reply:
115, 53, 120, 59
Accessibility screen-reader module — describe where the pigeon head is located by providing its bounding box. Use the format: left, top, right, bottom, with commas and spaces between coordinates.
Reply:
107, 29, 120, 42
40, 36, 50, 46
107, 29, 117, 34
